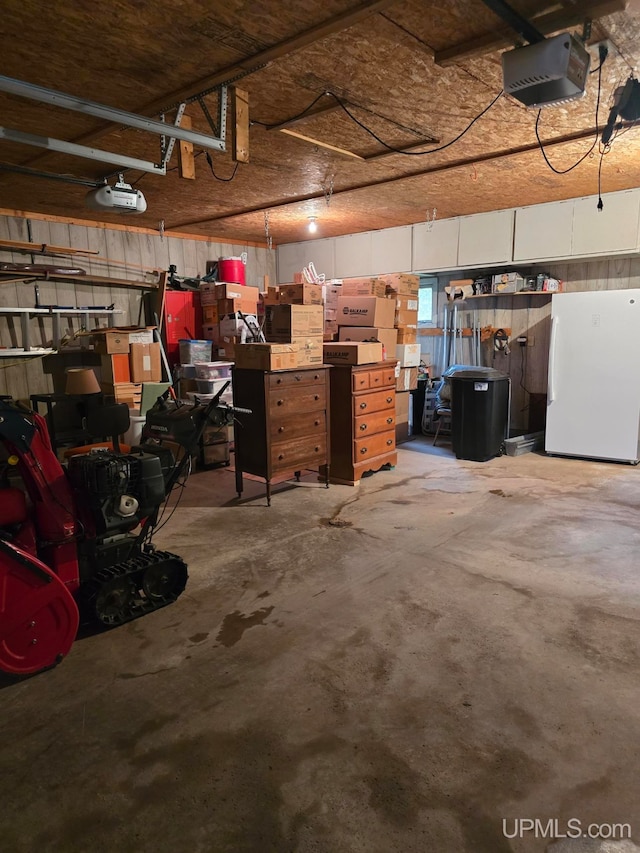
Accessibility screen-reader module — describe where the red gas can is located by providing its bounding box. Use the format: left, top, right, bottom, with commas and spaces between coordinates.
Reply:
218, 255, 246, 285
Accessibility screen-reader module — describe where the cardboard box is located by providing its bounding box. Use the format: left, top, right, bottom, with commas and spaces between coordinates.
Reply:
265, 304, 324, 339
324, 307, 338, 322
396, 367, 418, 392
492, 272, 525, 293
341, 278, 387, 298
218, 296, 259, 315
322, 284, 342, 306
202, 323, 220, 342
100, 353, 131, 384
396, 389, 411, 422
262, 287, 280, 305
216, 336, 241, 361
219, 313, 259, 338
381, 273, 420, 296
129, 342, 162, 383
234, 342, 299, 371
338, 326, 398, 356
128, 328, 155, 345
277, 283, 323, 305
215, 283, 246, 301
322, 342, 383, 365
198, 282, 217, 306
394, 309, 418, 328
396, 327, 417, 344
202, 304, 219, 324
394, 295, 419, 312
292, 336, 324, 366
337, 296, 395, 329
396, 343, 420, 367
201, 441, 231, 466
91, 330, 130, 354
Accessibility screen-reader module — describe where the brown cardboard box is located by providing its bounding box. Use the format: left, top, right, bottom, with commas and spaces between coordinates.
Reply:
202, 304, 219, 324
219, 296, 259, 315
396, 328, 417, 344
201, 441, 231, 466
100, 353, 131, 384
293, 336, 324, 366
91, 330, 130, 354
129, 342, 162, 383
198, 282, 217, 306
277, 283, 323, 305
322, 342, 383, 365
215, 283, 246, 300
395, 343, 421, 367
394, 308, 418, 328
322, 284, 342, 306
216, 337, 240, 361
178, 378, 198, 397
262, 286, 280, 305
338, 326, 398, 356
265, 304, 324, 340
337, 296, 395, 329
394, 295, 419, 312
202, 323, 220, 343
234, 342, 299, 371
341, 278, 387, 298
381, 273, 420, 296
396, 367, 418, 392
396, 389, 410, 422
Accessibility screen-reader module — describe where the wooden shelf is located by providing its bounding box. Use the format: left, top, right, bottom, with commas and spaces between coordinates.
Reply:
0, 348, 53, 358
464, 291, 554, 300
0, 272, 158, 290
0, 307, 122, 352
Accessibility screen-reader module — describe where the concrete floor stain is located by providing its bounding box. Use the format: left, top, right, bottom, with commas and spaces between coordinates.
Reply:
216, 606, 275, 647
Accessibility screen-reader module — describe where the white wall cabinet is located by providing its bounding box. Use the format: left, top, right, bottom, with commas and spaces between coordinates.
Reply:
334, 232, 373, 278
371, 225, 412, 273
458, 209, 514, 267
412, 219, 460, 272
514, 200, 574, 262
572, 189, 640, 258
277, 237, 335, 283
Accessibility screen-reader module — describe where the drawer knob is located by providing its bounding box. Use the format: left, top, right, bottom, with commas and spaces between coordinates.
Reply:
314, 374, 319, 380
315, 446, 320, 453
278, 426, 285, 433
387, 439, 393, 446
276, 378, 282, 384
360, 447, 367, 455
386, 417, 393, 424
374, 376, 380, 383
314, 394, 320, 401
278, 453, 284, 460
277, 399, 284, 406
315, 419, 320, 426
386, 397, 392, 403
360, 402, 367, 410
295, 375, 301, 381
360, 424, 367, 431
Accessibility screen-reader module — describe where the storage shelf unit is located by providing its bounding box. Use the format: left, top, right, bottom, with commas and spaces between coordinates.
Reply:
0, 307, 122, 352
464, 292, 553, 300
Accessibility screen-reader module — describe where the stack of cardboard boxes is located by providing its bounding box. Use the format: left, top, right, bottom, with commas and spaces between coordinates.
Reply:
199, 282, 259, 361
322, 281, 342, 340
93, 327, 162, 408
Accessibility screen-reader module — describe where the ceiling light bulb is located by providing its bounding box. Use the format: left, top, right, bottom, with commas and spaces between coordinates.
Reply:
308, 217, 317, 234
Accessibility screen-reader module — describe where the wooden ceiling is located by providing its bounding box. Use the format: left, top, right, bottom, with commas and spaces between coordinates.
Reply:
1, 0, 639, 246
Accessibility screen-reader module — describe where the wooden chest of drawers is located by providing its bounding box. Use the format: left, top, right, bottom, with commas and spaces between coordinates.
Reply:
232, 365, 331, 504
325, 361, 397, 485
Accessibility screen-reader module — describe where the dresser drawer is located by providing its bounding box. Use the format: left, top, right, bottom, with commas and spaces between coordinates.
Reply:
352, 371, 370, 392
353, 388, 395, 416
271, 434, 327, 472
272, 410, 326, 441
269, 370, 325, 390
354, 409, 395, 436
270, 386, 326, 416
353, 429, 396, 462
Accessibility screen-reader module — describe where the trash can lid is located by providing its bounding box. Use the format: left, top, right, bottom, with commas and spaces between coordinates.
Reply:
451, 368, 509, 381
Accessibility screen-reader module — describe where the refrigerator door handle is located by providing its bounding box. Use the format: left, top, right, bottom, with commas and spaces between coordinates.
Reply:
548, 315, 558, 403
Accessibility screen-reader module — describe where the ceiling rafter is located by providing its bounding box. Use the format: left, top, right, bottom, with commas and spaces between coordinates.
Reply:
435, 0, 628, 65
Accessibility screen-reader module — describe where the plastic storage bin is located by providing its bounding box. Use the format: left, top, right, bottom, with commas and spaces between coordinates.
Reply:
194, 361, 233, 381
451, 368, 510, 462
179, 339, 212, 365
196, 378, 231, 395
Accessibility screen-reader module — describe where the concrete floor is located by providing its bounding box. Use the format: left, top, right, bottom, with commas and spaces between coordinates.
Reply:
2, 438, 640, 853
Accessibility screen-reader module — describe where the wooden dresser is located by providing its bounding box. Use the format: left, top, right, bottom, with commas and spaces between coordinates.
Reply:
232, 365, 331, 505
325, 361, 397, 485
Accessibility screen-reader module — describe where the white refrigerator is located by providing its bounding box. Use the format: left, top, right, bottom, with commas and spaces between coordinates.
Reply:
546, 289, 640, 464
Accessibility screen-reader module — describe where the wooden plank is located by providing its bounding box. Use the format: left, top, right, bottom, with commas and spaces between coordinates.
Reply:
0, 238, 99, 256
279, 128, 364, 160
0, 270, 156, 289
232, 87, 250, 164
178, 114, 196, 180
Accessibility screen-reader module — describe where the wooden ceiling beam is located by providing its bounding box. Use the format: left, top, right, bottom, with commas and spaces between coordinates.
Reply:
435, 0, 628, 66
279, 128, 365, 160
168, 121, 627, 229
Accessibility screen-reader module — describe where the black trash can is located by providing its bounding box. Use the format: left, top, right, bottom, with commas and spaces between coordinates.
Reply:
451, 369, 510, 461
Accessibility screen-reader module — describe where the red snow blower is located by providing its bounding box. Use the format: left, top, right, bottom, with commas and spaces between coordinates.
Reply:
0, 385, 245, 677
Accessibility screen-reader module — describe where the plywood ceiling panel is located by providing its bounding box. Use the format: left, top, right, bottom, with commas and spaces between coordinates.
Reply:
0, 0, 638, 247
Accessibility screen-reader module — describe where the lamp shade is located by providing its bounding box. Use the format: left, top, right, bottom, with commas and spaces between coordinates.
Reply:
65, 368, 101, 396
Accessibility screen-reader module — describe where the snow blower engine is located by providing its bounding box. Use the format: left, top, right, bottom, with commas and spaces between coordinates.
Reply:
0, 383, 246, 677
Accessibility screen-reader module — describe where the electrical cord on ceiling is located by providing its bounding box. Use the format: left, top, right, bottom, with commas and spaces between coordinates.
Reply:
251, 91, 333, 129
204, 151, 239, 182
252, 89, 503, 155
535, 44, 607, 176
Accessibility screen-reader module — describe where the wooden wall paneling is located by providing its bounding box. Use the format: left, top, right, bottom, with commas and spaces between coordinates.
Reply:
151, 233, 171, 275
194, 239, 212, 279
180, 236, 199, 279
166, 237, 186, 278
122, 229, 144, 280
525, 298, 551, 399
628, 257, 640, 288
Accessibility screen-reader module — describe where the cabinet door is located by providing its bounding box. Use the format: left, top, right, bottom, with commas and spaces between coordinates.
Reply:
277, 238, 335, 283
513, 200, 573, 261
371, 225, 412, 273
334, 232, 373, 278
572, 189, 640, 257
457, 209, 514, 267
412, 218, 459, 271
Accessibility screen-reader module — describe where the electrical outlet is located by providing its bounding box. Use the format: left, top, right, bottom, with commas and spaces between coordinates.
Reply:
527, 335, 535, 347
517, 336, 527, 346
